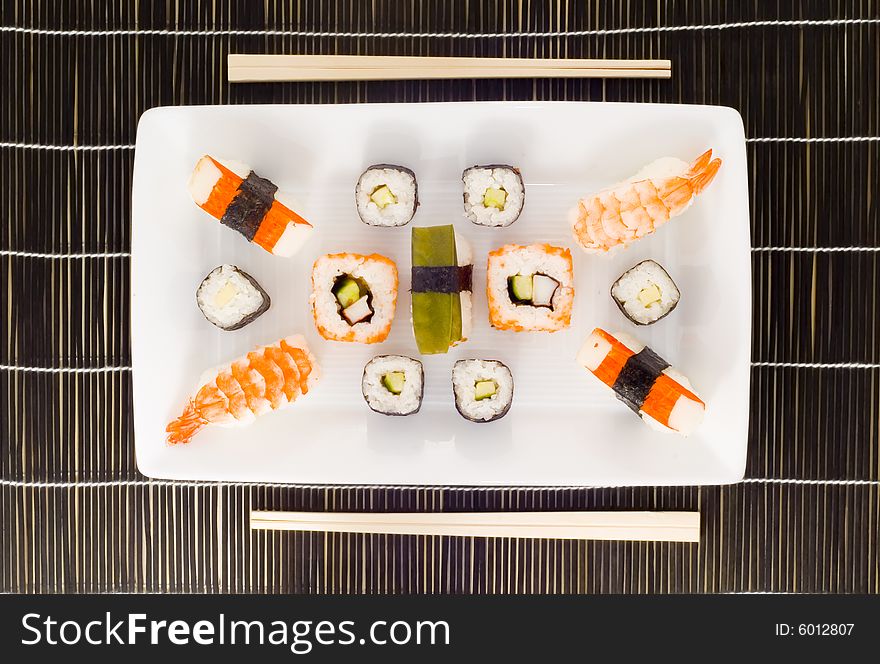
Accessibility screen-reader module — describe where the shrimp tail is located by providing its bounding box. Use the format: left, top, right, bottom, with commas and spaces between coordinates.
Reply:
690, 157, 722, 195
687, 149, 713, 175
166, 400, 207, 445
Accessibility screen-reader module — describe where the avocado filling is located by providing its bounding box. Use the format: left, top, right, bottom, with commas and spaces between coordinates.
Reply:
370, 184, 397, 209
474, 380, 498, 401
637, 283, 662, 308
382, 371, 406, 395
333, 275, 374, 324
482, 187, 507, 210
507, 273, 559, 308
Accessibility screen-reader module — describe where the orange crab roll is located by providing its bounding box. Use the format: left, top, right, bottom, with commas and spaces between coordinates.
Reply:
310, 253, 398, 344
187, 155, 312, 257
577, 328, 705, 435
486, 244, 574, 332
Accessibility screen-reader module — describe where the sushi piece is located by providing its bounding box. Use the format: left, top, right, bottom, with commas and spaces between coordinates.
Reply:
462, 165, 525, 227
196, 264, 271, 331
411, 225, 473, 354
570, 149, 722, 253
188, 155, 313, 257
452, 359, 514, 423
165, 335, 320, 444
577, 328, 705, 435
311, 253, 398, 343
486, 244, 574, 332
361, 355, 424, 416
611, 260, 680, 325
355, 164, 418, 227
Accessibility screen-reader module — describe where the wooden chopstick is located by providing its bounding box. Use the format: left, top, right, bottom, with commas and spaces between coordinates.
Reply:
250, 510, 700, 542
228, 54, 672, 82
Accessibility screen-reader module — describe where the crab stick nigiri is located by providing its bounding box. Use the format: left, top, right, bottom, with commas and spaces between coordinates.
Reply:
577, 328, 705, 435
187, 155, 313, 257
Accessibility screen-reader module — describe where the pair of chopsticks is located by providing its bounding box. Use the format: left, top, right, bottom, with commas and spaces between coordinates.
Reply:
228, 55, 672, 82
251, 510, 700, 542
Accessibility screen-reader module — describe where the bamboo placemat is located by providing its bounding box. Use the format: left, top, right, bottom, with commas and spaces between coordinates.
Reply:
2, 1, 879, 593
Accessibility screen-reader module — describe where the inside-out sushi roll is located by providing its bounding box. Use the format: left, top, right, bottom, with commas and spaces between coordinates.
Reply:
462, 165, 525, 227
188, 155, 312, 256
361, 355, 424, 416
486, 244, 574, 332
452, 359, 514, 423
196, 264, 271, 331
577, 328, 705, 435
411, 225, 473, 354
311, 253, 398, 343
355, 164, 418, 227
611, 260, 680, 325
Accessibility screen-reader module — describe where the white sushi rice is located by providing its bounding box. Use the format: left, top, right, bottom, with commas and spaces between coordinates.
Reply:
355, 166, 418, 227
452, 359, 514, 422
311, 254, 397, 342
361, 355, 423, 416
611, 260, 680, 325
455, 230, 474, 342
462, 166, 524, 227
196, 265, 268, 330
486, 244, 574, 332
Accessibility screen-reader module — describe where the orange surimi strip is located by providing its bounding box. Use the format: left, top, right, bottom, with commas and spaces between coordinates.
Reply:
590, 328, 634, 387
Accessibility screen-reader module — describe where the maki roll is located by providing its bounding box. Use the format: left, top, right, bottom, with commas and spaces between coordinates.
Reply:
411, 225, 473, 354
355, 164, 418, 227
361, 355, 424, 416
611, 260, 680, 325
486, 244, 574, 332
311, 253, 398, 344
196, 264, 270, 331
577, 328, 705, 435
462, 165, 525, 227
188, 155, 312, 256
452, 359, 514, 423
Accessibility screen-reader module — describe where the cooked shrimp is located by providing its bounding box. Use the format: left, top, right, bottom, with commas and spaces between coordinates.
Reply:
166, 335, 320, 445
571, 149, 721, 253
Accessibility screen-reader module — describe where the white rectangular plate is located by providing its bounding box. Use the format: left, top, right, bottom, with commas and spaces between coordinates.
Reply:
132, 101, 750, 486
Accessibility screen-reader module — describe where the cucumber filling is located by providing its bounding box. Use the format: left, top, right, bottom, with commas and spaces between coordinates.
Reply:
507, 273, 559, 308
333, 274, 374, 324
370, 184, 398, 209
482, 187, 507, 210
382, 371, 406, 395
474, 380, 498, 401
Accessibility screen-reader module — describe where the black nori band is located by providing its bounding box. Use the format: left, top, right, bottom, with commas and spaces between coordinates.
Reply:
220, 171, 278, 241
411, 265, 473, 293
612, 346, 670, 413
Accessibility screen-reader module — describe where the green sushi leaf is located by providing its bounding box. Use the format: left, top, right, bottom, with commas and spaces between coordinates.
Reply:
412, 225, 456, 267
411, 225, 463, 354
413, 292, 454, 354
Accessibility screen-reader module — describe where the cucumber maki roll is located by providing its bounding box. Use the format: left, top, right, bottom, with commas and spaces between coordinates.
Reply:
195, 264, 270, 331
361, 355, 424, 416
355, 164, 418, 227
462, 165, 524, 227
610, 260, 680, 325
452, 359, 514, 422
411, 225, 473, 354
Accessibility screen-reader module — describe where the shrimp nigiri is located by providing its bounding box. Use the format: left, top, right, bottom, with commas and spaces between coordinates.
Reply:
166, 335, 320, 445
571, 149, 722, 253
